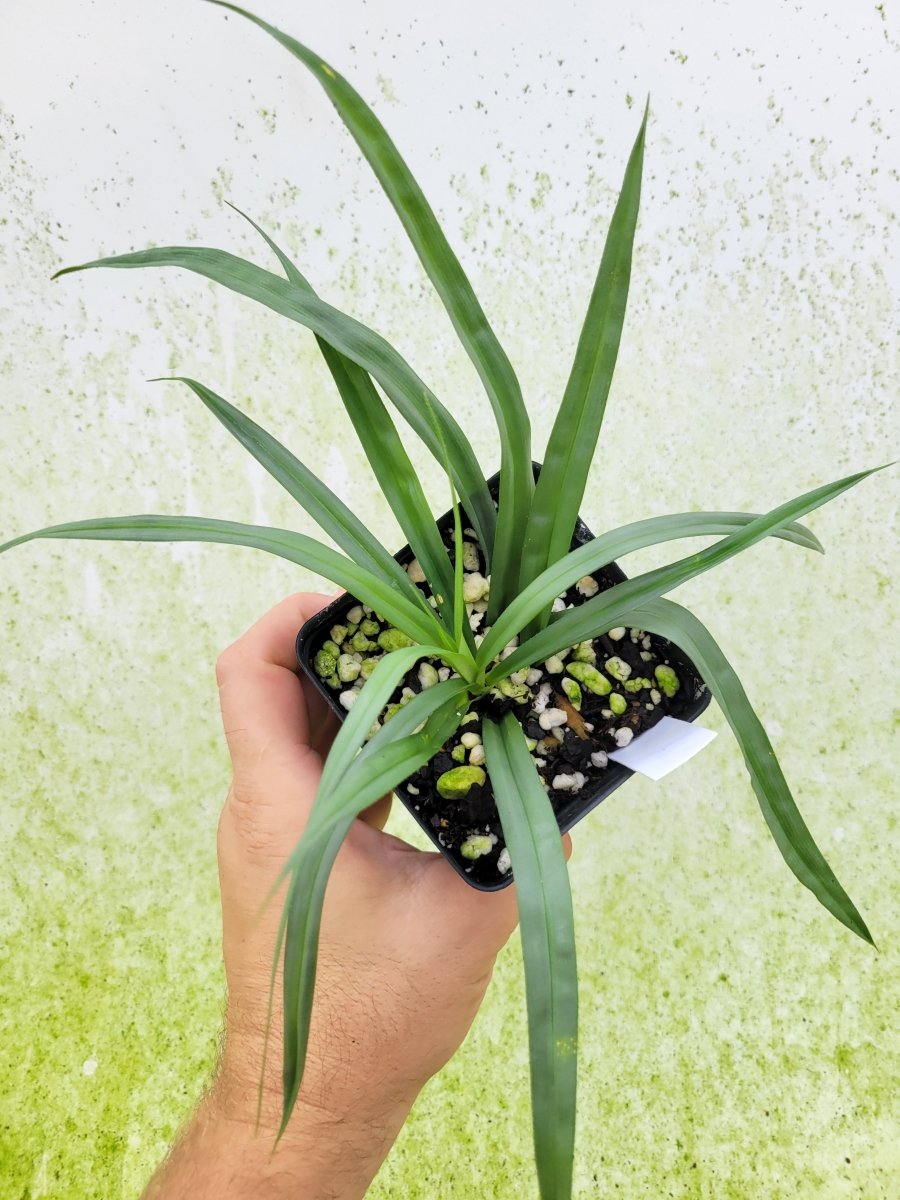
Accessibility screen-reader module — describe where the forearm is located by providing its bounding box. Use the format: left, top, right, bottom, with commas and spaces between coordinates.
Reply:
141, 1071, 412, 1200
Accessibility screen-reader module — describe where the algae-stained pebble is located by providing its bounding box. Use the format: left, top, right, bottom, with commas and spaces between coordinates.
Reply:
378, 627, 415, 651
566, 661, 612, 695
654, 664, 681, 697
337, 653, 361, 682
605, 656, 632, 682
609, 692, 628, 716
460, 833, 494, 860
571, 641, 596, 664
436, 765, 486, 799
561, 677, 583, 709
350, 631, 377, 653
314, 648, 337, 677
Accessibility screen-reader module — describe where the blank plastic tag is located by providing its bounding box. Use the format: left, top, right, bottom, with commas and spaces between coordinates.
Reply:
607, 715, 716, 781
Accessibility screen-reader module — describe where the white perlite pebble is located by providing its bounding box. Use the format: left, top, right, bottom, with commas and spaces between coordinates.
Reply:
551, 597, 566, 613
497, 848, 512, 875
462, 541, 480, 571
339, 690, 359, 711
437, 667, 451, 681
576, 575, 599, 597
461, 731, 482, 749
418, 662, 439, 689
539, 708, 567, 731
526, 667, 543, 686
498, 637, 519, 661
552, 771, 586, 792
469, 744, 485, 766
463, 571, 489, 602
590, 750, 608, 768
407, 558, 426, 583
608, 627, 626, 640
544, 655, 564, 674
346, 605, 363, 624
614, 727, 634, 747
407, 783, 419, 796
650, 688, 662, 705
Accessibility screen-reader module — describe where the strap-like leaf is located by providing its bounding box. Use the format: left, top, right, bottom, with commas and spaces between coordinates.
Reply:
518, 105, 648, 610
160, 374, 437, 622
625, 598, 873, 944
280, 679, 469, 1132
476, 508, 823, 670
483, 714, 578, 1200
317, 644, 449, 799
224, 205, 457, 626
0, 515, 450, 649
487, 466, 884, 679
206, 1, 532, 596
53, 246, 498, 558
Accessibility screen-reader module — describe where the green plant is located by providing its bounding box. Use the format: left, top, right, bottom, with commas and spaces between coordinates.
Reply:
0, 5, 884, 1197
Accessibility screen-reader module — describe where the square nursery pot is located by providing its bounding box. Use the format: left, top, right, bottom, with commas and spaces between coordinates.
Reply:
297, 465, 710, 891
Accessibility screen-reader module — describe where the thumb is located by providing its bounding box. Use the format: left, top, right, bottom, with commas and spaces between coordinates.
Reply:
216, 593, 334, 800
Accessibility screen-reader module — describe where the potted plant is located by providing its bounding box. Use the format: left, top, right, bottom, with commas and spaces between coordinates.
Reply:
1, 5, 884, 1197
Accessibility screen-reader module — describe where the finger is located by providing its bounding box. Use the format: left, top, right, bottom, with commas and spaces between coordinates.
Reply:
357, 792, 393, 830
216, 592, 337, 784
420, 829, 575, 954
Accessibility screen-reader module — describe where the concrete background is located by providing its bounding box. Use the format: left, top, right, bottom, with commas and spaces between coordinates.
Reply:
1, 1, 898, 1195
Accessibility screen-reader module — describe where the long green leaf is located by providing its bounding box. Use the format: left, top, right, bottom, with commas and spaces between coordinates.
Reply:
476, 508, 824, 671
53, 246, 497, 558
317, 643, 447, 799
0, 515, 450, 649
207, 1, 531, 598
483, 714, 578, 1200
224, 204, 457, 626
624, 598, 873, 944
518, 105, 648, 612
160, 374, 437, 622
486, 466, 883, 679
315, 341, 457, 624
280, 680, 469, 1132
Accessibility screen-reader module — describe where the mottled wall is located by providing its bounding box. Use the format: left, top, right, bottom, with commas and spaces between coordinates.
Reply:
1, 1, 898, 1196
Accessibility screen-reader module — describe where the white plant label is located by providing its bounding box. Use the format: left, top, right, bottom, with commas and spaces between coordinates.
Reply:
607, 715, 716, 781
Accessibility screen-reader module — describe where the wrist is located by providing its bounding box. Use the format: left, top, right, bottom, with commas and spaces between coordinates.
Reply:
143, 1074, 412, 1200
204, 1039, 416, 1198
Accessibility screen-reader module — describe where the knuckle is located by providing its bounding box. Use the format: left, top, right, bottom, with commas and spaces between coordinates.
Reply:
220, 787, 281, 858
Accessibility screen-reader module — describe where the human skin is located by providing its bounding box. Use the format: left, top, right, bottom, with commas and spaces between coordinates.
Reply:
142, 593, 568, 1199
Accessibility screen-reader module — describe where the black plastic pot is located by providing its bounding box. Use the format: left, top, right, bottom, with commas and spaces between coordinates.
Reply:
296, 466, 710, 890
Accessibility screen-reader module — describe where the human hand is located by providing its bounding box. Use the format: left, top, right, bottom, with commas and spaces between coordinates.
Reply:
145, 592, 538, 1199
